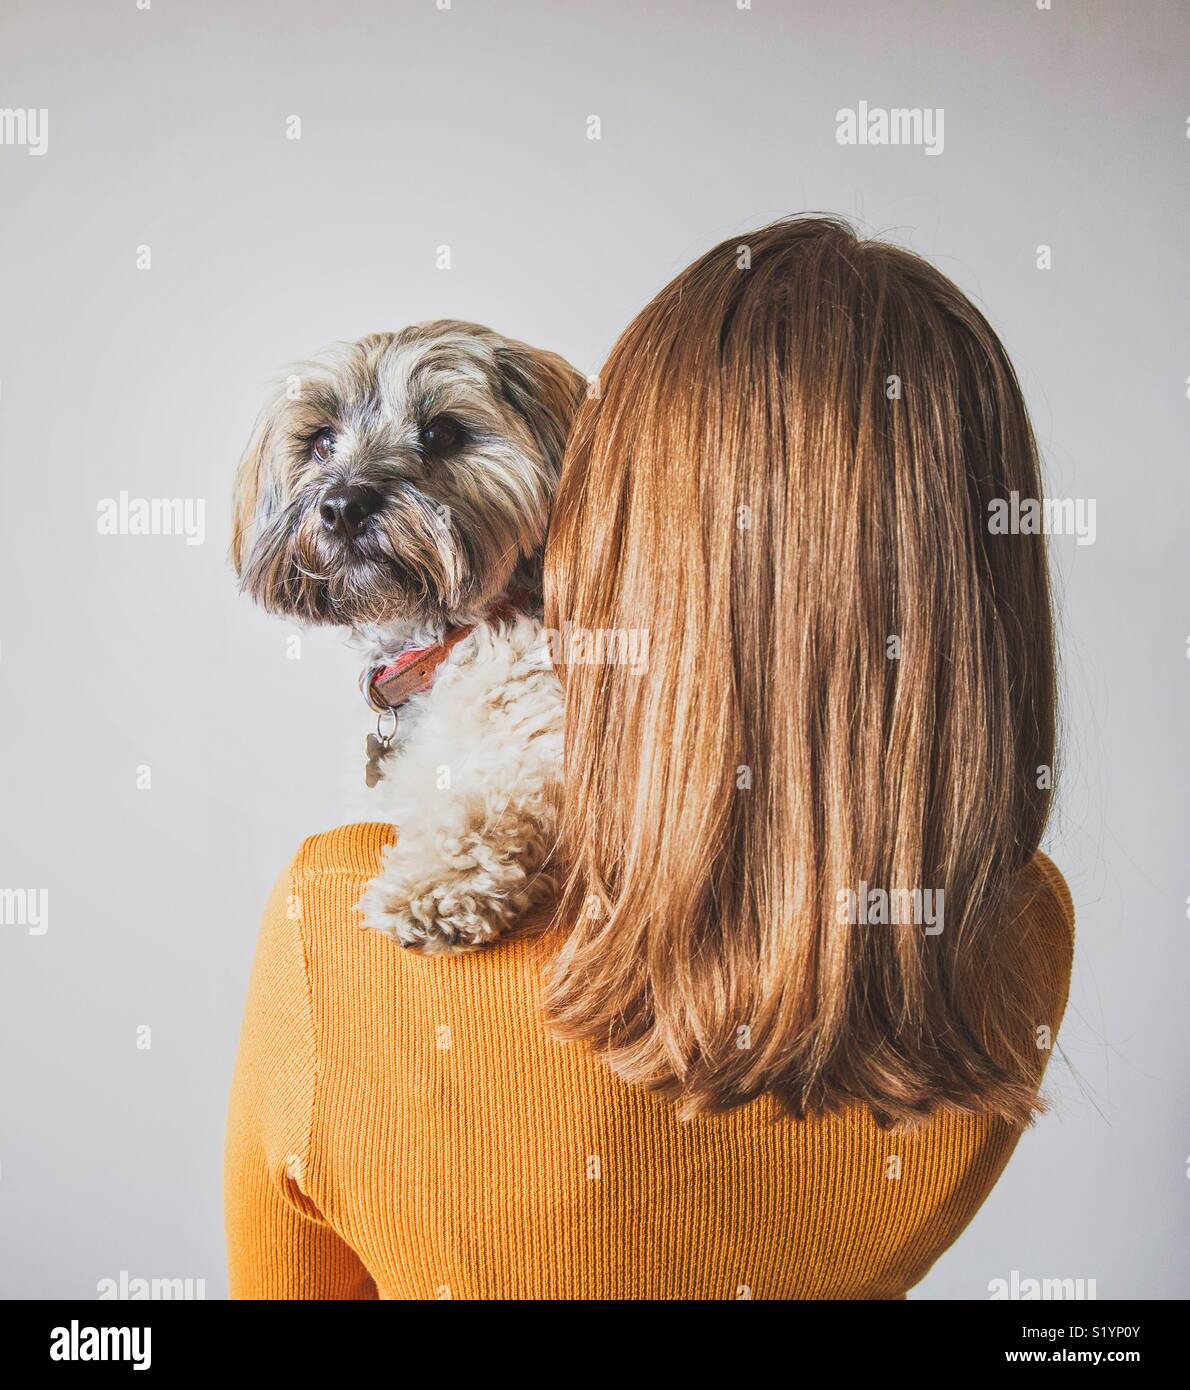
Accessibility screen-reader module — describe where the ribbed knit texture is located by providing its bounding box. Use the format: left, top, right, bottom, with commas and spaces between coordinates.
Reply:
224, 823, 1074, 1300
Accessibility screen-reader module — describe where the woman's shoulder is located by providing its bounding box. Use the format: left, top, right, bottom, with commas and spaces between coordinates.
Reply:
249, 823, 398, 1003
1017, 849, 1075, 955
287, 821, 397, 881
1024, 849, 1075, 929
1003, 848, 1076, 1024
265, 820, 545, 1000
248, 824, 550, 1097
275, 822, 400, 980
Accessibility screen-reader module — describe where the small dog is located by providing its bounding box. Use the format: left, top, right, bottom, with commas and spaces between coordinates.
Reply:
231, 321, 584, 953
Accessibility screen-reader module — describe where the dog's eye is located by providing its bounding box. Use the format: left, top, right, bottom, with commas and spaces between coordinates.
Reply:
420, 416, 463, 456
311, 430, 336, 464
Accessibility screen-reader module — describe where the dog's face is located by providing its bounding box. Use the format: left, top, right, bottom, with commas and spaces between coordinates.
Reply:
231, 321, 584, 630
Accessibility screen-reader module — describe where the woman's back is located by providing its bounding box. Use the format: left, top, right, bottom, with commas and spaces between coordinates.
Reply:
225, 823, 1074, 1300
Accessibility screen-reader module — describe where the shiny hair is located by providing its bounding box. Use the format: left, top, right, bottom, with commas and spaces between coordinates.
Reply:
543, 216, 1058, 1129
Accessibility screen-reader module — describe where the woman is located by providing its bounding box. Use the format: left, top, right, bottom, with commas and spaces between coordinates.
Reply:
225, 217, 1073, 1299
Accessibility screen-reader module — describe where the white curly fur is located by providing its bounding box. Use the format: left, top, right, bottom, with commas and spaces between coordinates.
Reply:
352, 612, 563, 954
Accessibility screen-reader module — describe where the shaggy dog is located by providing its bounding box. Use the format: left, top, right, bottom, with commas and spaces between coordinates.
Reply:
231, 321, 584, 953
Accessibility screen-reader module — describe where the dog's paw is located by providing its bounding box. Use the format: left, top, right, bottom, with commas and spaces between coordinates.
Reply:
357, 835, 557, 955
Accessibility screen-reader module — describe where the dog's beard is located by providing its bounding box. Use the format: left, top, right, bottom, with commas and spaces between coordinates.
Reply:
240, 483, 523, 629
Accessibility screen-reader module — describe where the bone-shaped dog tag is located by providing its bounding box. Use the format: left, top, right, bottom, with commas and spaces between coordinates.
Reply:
365, 706, 399, 787
365, 733, 392, 788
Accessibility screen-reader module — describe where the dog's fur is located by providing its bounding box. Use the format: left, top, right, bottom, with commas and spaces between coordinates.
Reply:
231, 321, 584, 953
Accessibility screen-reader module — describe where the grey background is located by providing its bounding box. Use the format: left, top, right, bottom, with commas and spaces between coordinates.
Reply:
1, 0, 1187, 1299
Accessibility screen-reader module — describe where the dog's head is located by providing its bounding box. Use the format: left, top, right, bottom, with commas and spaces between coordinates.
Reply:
231, 321, 585, 630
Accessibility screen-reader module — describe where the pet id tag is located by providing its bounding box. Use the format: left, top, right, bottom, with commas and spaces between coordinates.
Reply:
365, 708, 398, 787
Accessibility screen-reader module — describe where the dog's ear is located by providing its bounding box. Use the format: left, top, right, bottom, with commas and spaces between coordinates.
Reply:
229, 397, 282, 576
495, 342, 587, 477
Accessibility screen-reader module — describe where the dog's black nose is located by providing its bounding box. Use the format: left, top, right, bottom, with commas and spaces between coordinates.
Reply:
319, 485, 383, 540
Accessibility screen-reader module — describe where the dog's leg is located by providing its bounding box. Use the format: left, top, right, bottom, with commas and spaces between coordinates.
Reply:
357, 621, 563, 953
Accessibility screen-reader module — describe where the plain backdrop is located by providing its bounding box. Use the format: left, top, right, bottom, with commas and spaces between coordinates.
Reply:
1, 0, 1187, 1300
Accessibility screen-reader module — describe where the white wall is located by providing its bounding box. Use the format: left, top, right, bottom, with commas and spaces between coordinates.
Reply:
0, 0, 1186, 1298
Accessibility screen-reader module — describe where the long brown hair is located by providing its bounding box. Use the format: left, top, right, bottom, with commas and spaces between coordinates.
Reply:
543, 216, 1058, 1128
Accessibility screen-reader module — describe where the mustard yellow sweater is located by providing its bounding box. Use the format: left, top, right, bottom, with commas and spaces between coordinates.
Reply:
224, 823, 1074, 1300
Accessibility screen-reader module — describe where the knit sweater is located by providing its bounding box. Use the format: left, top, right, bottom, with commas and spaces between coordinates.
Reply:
224, 822, 1074, 1300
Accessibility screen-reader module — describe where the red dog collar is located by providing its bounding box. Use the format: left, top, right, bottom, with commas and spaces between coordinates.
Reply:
361, 595, 527, 713
362, 624, 477, 713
